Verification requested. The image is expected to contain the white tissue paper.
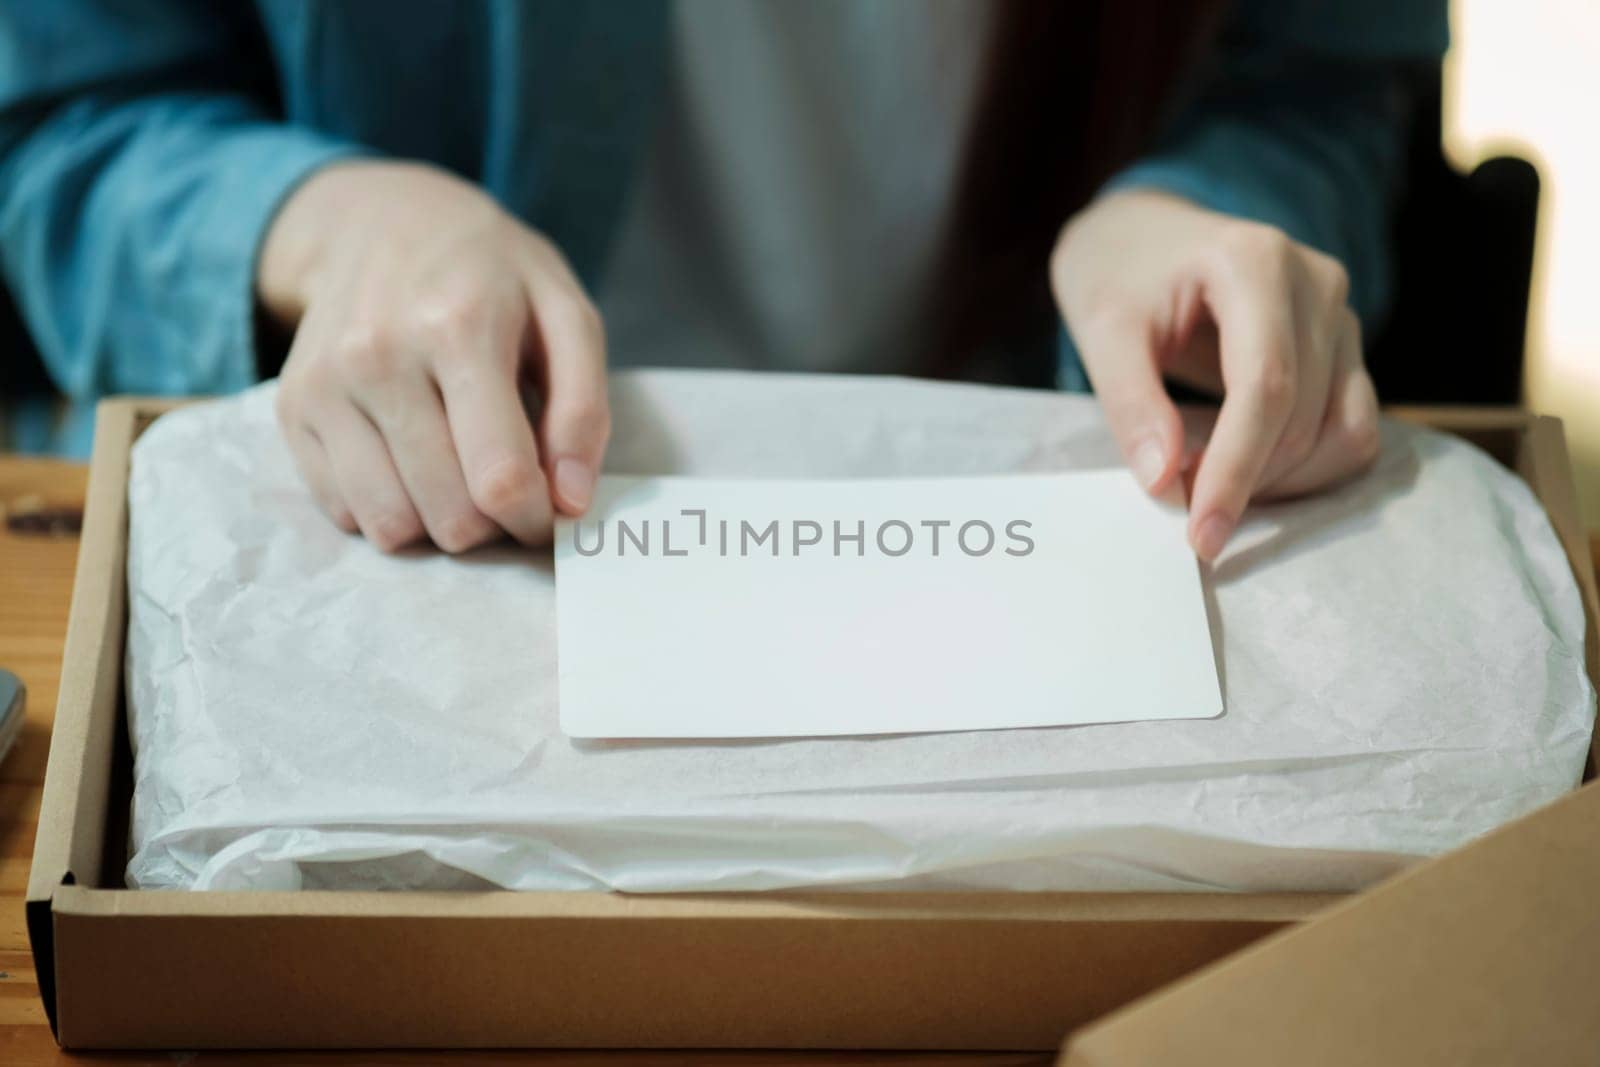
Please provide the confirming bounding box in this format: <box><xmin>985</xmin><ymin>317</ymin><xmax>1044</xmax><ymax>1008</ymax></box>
<box><xmin>125</xmin><ymin>371</ymin><xmax>1595</xmax><ymax>893</ymax></box>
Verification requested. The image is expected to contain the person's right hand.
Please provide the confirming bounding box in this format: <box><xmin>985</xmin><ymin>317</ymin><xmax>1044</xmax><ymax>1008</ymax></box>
<box><xmin>258</xmin><ymin>160</ymin><xmax>609</xmax><ymax>552</ymax></box>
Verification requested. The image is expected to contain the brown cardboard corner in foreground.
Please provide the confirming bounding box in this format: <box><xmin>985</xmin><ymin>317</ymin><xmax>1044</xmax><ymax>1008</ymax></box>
<box><xmin>1058</xmin><ymin>778</ymin><xmax>1600</xmax><ymax>1067</ymax></box>
<box><xmin>1060</xmin><ymin>410</ymin><xmax>1600</xmax><ymax>1067</ymax></box>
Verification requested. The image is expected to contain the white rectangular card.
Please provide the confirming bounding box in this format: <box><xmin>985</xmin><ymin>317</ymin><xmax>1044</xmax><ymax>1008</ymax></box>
<box><xmin>555</xmin><ymin>473</ymin><xmax>1221</xmax><ymax>739</ymax></box>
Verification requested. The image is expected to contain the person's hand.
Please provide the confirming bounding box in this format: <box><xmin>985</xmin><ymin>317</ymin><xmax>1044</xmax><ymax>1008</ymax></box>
<box><xmin>258</xmin><ymin>161</ymin><xmax>609</xmax><ymax>552</ymax></box>
<box><xmin>1050</xmin><ymin>189</ymin><xmax>1380</xmax><ymax>561</ymax></box>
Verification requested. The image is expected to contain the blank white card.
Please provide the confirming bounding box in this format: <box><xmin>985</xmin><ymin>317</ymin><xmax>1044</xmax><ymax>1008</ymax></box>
<box><xmin>555</xmin><ymin>473</ymin><xmax>1221</xmax><ymax>739</ymax></box>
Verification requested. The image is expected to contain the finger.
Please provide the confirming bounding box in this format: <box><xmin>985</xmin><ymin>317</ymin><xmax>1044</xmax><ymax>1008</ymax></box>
<box><xmin>436</xmin><ymin>352</ymin><xmax>555</xmax><ymax>546</ymax></box>
<box><xmin>275</xmin><ymin>379</ymin><xmax>356</xmax><ymax>532</ymax></box>
<box><xmin>314</xmin><ymin>403</ymin><xmax>427</xmax><ymax>552</ymax></box>
<box><xmin>1071</xmin><ymin>308</ymin><xmax>1184</xmax><ymax>493</ymax></box>
<box><xmin>519</xmin><ymin>243</ymin><xmax>611</xmax><ymax>515</ymax></box>
<box><xmin>357</xmin><ymin>374</ymin><xmax>501</xmax><ymax>554</ymax></box>
<box><xmin>1259</xmin><ymin>313</ymin><xmax>1381</xmax><ymax>499</ymax></box>
<box><xmin>1255</xmin><ymin>257</ymin><xmax>1337</xmax><ymax>488</ymax></box>
<box><xmin>283</xmin><ymin>425</ymin><xmax>356</xmax><ymax>533</ymax></box>
<box><xmin>1187</xmin><ymin>242</ymin><xmax>1299</xmax><ymax>559</ymax></box>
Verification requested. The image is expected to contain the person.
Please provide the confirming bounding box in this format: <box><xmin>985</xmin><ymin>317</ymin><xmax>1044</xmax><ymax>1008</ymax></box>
<box><xmin>0</xmin><ymin>1</ymin><xmax>1445</xmax><ymax>560</ymax></box>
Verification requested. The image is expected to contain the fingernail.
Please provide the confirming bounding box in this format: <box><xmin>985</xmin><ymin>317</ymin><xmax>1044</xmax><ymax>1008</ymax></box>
<box><xmin>554</xmin><ymin>458</ymin><xmax>594</xmax><ymax>512</ymax></box>
<box><xmin>1192</xmin><ymin>513</ymin><xmax>1232</xmax><ymax>560</ymax></box>
<box><xmin>1131</xmin><ymin>439</ymin><xmax>1166</xmax><ymax>490</ymax></box>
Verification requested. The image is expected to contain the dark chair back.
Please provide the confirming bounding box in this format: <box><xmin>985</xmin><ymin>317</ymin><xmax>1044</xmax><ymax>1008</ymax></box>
<box><xmin>1367</xmin><ymin>81</ymin><xmax>1539</xmax><ymax>405</ymax></box>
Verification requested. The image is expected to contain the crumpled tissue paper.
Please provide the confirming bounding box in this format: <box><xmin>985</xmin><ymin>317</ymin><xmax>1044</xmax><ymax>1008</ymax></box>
<box><xmin>124</xmin><ymin>370</ymin><xmax>1595</xmax><ymax>892</ymax></box>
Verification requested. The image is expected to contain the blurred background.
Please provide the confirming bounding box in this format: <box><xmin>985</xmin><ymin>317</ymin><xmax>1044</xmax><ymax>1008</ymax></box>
<box><xmin>1448</xmin><ymin>0</ymin><xmax>1599</xmax><ymax>525</ymax></box>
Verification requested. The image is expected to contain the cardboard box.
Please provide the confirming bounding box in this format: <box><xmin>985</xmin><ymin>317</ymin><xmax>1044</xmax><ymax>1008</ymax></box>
<box><xmin>25</xmin><ymin>401</ymin><xmax>1599</xmax><ymax>1055</ymax></box>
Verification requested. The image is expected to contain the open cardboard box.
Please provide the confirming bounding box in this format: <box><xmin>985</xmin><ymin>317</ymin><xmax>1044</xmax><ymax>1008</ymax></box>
<box><xmin>24</xmin><ymin>399</ymin><xmax>1600</xmax><ymax>1058</ymax></box>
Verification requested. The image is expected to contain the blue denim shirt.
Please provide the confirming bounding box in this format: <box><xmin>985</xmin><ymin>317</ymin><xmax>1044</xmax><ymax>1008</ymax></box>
<box><xmin>0</xmin><ymin>1</ymin><xmax>1445</xmax><ymax>454</ymax></box>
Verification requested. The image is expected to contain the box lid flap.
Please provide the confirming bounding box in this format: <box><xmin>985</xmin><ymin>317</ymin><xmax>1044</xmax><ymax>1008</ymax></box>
<box><xmin>1059</xmin><ymin>778</ymin><xmax>1600</xmax><ymax>1066</ymax></box>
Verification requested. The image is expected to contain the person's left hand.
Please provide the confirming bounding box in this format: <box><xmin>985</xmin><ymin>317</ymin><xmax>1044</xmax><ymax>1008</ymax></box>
<box><xmin>1050</xmin><ymin>189</ymin><xmax>1381</xmax><ymax>561</ymax></box>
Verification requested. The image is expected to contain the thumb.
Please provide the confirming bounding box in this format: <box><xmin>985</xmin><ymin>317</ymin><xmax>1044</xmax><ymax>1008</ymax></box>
<box><xmin>1073</xmin><ymin>312</ymin><xmax>1183</xmax><ymax>493</ymax></box>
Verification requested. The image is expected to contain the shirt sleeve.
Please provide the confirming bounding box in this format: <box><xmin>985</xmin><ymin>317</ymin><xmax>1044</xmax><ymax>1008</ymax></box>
<box><xmin>0</xmin><ymin>1</ymin><xmax>363</xmax><ymax>400</ymax></box>
<box><xmin>1102</xmin><ymin>0</ymin><xmax>1449</xmax><ymax>327</ymax></box>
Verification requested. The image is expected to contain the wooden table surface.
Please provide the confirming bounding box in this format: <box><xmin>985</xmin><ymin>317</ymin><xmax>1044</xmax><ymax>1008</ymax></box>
<box><xmin>2</xmin><ymin>455</ymin><xmax>1596</xmax><ymax>1066</ymax></box>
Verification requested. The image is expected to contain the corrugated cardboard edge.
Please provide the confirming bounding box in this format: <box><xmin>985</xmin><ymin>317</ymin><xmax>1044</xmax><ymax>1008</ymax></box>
<box><xmin>24</xmin><ymin>398</ymin><xmax>178</xmax><ymax>1035</ymax></box>
<box><xmin>1060</xmin><ymin>412</ymin><xmax>1600</xmax><ymax>1067</ymax></box>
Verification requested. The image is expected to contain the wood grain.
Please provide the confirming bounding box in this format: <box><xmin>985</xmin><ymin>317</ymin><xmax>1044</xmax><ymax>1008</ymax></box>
<box><xmin>2</xmin><ymin>456</ymin><xmax>1596</xmax><ymax>1065</ymax></box>
<box><xmin>1</xmin><ymin>458</ymin><xmax>86</xmax><ymax>1059</ymax></box>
